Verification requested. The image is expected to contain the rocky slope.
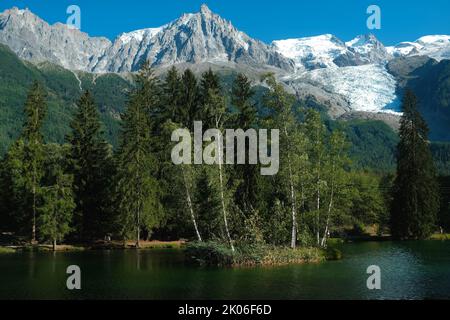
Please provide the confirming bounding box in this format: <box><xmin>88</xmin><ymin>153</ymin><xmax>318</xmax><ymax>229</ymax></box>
<box><xmin>0</xmin><ymin>5</ymin><xmax>294</xmax><ymax>73</ymax></box>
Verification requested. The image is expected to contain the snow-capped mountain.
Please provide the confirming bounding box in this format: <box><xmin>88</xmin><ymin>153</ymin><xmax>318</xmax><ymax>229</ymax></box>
<box><xmin>0</xmin><ymin>5</ymin><xmax>294</xmax><ymax>73</ymax></box>
<box><xmin>0</xmin><ymin>4</ymin><xmax>449</xmax><ymax>119</ymax></box>
<box><xmin>387</xmin><ymin>35</ymin><xmax>450</xmax><ymax>61</ymax></box>
<box><xmin>272</xmin><ymin>33</ymin><xmax>391</xmax><ymax>70</ymax></box>
<box><xmin>288</xmin><ymin>64</ymin><xmax>400</xmax><ymax>115</ymax></box>
<box><xmin>272</xmin><ymin>34</ymin><xmax>350</xmax><ymax>70</ymax></box>
<box><xmin>346</xmin><ymin>34</ymin><xmax>391</xmax><ymax>65</ymax></box>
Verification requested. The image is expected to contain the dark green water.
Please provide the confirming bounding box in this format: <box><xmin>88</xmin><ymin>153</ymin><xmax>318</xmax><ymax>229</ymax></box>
<box><xmin>1</xmin><ymin>241</ymin><xmax>449</xmax><ymax>300</ymax></box>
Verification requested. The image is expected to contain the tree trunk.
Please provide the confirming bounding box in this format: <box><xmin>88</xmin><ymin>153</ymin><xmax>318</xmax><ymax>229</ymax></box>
<box><xmin>52</xmin><ymin>238</ymin><xmax>56</xmax><ymax>252</ymax></box>
<box><xmin>321</xmin><ymin>187</ymin><xmax>334</xmax><ymax>248</ymax></box>
<box><xmin>288</xmin><ymin>158</ymin><xmax>297</xmax><ymax>249</ymax></box>
<box><xmin>32</xmin><ymin>173</ymin><xmax>36</xmax><ymax>244</ymax></box>
<box><xmin>316</xmin><ymin>178</ymin><xmax>321</xmax><ymax>246</ymax></box>
<box><xmin>217</xmin><ymin>132</ymin><xmax>234</xmax><ymax>253</ymax></box>
<box><xmin>284</xmin><ymin>126</ymin><xmax>297</xmax><ymax>249</ymax></box>
<box><xmin>136</xmin><ymin>210</ymin><xmax>141</xmax><ymax>249</ymax></box>
<box><xmin>182</xmin><ymin>167</ymin><xmax>202</xmax><ymax>242</ymax></box>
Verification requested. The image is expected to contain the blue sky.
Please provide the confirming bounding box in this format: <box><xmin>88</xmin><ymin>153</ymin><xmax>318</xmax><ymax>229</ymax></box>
<box><xmin>1</xmin><ymin>0</ymin><xmax>449</xmax><ymax>45</ymax></box>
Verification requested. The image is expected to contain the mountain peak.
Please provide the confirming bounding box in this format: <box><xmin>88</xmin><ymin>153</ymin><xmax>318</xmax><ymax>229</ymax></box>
<box><xmin>346</xmin><ymin>34</ymin><xmax>381</xmax><ymax>47</ymax></box>
<box><xmin>200</xmin><ymin>4</ymin><xmax>212</xmax><ymax>15</ymax></box>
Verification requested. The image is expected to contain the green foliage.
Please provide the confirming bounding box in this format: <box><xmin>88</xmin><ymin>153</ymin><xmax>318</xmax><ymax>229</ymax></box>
<box><xmin>114</xmin><ymin>63</ymin><xmax>164</xmax><ymax>245</ymax></box>
<box><xmin>67</xmin><ymin>91</ymin><xmax>113</xmax><ymax>240</ymax></box>
<box><xmin>0</xmin><ymin>45</ymin><xmax>131</xmax><ymax>155</ymax></box>
<box><xmin>185</xmin><ymin>241</ymin><xmax>326</xmax><ymax>267</ymax></box>
<box><xmin>339</xmin><ymin>120</ymin><xmax>398</xmax><ymax>172</ymax></box>
<box><xmin>2</xmin><ymin>64</ymin><xmax>449</xmax><ymax>251</ymax></box>
<box><xmin>38</xmin><ymin>167</ymin><xmax>75</xmax><ymax>248</ymax></box>
<box><xmin>391</xmin><ymin>90</ymin><xmax>440</xmax><ymax>239</ymax></box>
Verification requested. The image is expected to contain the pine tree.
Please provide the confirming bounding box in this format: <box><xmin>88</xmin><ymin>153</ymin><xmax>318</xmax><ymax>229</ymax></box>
<box><xmin>21</xmin><ymin>81</ymin><xmax>47</xmax><ymax>243</ymax></box>
<box><xmin>38</xmin><ymin>145</ymin><xmax>75</xmax><ymax>251</ymax></box>
<box><xmin>115</xmin><ymin>63</ymin><xmax>163</xmax><ymax>248</ymax></box>
<box><xmin>391</xmin><ymin>90</ymin><xmax>440</xmax><ymax>239</ymax></box>
<box><xmin>200</xmin><ymin>68</ymin><xmax>222</xmax><ymax>128</ymax></box>
<box><xmin>180</xmin><ymin>69</ymin><xmax>200</xmax><ymax>130</ymax></box>
<box><xmin>162</xmin><ymin>66</ymin><xmax>183</xmax><ymax>124</ymax></box>
<box><xmin>67</xmin><ymin>90</ymin><xmax>111</xmax><ymax>240</ymax></box>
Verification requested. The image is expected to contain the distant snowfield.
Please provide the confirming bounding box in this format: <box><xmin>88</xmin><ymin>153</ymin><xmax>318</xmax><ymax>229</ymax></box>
<box><xmin>387</xmin><ymin>35</ymin><xmax>450</xmax><ymax>61</ymax></box>
<box><xmin>288</xmin><ymin>64</ymin><xmax>402</xmax><ymax>115</ymax></box>
<box><xmin>272</xmin><ymin>34</ymin><xmax>347</xmax><ymax>69</ymax></box>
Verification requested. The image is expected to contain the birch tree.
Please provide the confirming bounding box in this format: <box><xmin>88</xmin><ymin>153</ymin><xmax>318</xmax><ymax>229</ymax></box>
<box><xmin>320</xmin><ymin>130</ymin><xmax>348</xmax><ymax>247</ymax></box>
<box><xmin>262</xmin><ymin>74</ymin><xmax>307</xmax><ymax>249</ymax></box>
<box><xmin>305</xmin><ymin>110</ymin><xmax>327</xmax><ymax>246</ymax></box>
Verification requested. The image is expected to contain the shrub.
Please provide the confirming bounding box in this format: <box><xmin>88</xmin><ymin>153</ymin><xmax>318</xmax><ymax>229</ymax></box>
<box><xmin>185</xmin><ymin>241</ymin><xmax>327</xmax><ymax>267</ymax></box>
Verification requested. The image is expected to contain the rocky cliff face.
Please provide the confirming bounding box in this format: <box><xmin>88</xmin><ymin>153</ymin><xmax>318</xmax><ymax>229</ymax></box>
<box><xmin>0</xmin><ymin>5</ymin><xmax>295</xmax><ymax>73</ymax></box>
<box><xmin>0</xmin><ymin>7</ymin><xmax>111</xmax><ymax>71</ymax></box>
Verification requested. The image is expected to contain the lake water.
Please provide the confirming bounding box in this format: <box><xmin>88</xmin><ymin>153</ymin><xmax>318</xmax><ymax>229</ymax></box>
<box><xmin>1</xmin><ymin>241</ymin><xmax>449</xmax><ymax>300</ymax></box>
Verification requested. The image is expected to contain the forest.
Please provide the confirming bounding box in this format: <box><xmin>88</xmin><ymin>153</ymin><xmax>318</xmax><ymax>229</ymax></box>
<box><xmin>0</xmin><ymin>63</ymin><xmax>447</xmax><ymax>258</ymax></box>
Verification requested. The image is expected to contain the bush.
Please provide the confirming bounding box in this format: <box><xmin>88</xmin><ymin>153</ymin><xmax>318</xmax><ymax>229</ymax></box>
<box><xmin>185</xmin><ymin>242</ymin><xmax>235</xmax><ymax>266</ymax></box>
<box><xmin>185</xmin><ymin>241</ymin><xmax>327</xmax><ymax>267</ymax></box>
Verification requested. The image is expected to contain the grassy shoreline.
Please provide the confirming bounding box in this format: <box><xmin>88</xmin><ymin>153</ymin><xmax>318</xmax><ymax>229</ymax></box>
<box><xmin>0</xmin><ymin>240</ymin><xmax>185</xmax><ymax>253</ymax></box>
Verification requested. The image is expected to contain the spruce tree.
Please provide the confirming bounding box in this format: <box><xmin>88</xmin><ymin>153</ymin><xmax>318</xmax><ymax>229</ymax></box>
<box><xmin>21</xmin><ymin>81</ymin><xmax>47</xmax><ymax>243</ymax></box>
<box><xmin>115</xmin><ymin>63</ymin><xmax>163</xmax><ymax>248</ymax></box>
<box><xmin>180</xmin><ymin>69</ymin><xmax>200</xmax><ymax>129</ymax></box>
<box><xmin>38</xmin><ymin>144</ymin><xmax>75</xmax><ymax>251</ymax></box>
<box><xmin>162</xmin><ymin>66</ymin><xmax>183</xmax><ymax>124</ymax></box>
<box><xmin>200</xmin><ymin>68</ymin><xmax>222</xmax><ymax>128</ymax></box>
<box><xmin>67</xmin><ymin>90</ymin><xmax>111</xmax><ymax>240</ymax></box>
<box><xmin>391</xmin><ymin>90</ymin><xmax>440</xmax><ymax>239</ymax></box>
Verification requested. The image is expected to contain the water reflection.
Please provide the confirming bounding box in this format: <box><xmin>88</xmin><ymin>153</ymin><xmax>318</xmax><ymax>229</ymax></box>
<box><xmin>1</xmin><ymin>242</ymin><xmax>450</xmax><ymax>300</ymax></box>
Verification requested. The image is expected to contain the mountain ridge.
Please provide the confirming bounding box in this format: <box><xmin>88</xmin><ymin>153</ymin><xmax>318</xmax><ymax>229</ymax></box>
<box><xmin>1</xmin><ymin>4</ymin><xmax>450</xmax><ymax>123</ymax></box>
<box><xmin>1</xmin><ymin>5</ymin><xmax>449</xmax><ymax>74</ymax></box>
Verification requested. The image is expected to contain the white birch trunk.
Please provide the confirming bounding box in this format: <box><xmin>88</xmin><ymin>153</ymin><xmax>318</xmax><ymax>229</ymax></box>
<box><xmin>182</xmin><ymin>166</ymin><xmax>202</xmax><ymax>242</ymax></box>
<box><xmin>217</xmin><ymin>131</ymin><xmax>234</xmax><ymax>253</ymax></box>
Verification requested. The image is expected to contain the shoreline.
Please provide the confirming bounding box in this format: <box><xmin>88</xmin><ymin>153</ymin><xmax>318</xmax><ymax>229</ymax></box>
<box><xmin>0</xmin><ymin>240</ymin><xmax>186</xmax><ymax>253</ymax></box>
<box><xmin>1</xmin><ymin>234</ymin><xmax>449</xmax><ymax>255</ymax></box>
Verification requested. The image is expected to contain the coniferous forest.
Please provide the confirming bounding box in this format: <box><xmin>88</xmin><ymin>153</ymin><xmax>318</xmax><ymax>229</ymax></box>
<box><xmin>0</xmin><ymin>64</ymin><xmax>446</xmax><ymax>261</ymax></box>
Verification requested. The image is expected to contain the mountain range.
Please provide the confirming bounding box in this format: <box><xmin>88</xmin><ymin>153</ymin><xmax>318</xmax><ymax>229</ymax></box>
<box><xmin>0</xmin><ymin>4</ymin><xmax>450</xmax><ymax>141</ymax></box>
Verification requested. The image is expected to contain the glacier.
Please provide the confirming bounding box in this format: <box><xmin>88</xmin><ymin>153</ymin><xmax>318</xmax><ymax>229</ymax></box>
<box><xmin>286</xmin><ymin>64</ymin><xmax>401</xmax><ymax>115</ymax></box>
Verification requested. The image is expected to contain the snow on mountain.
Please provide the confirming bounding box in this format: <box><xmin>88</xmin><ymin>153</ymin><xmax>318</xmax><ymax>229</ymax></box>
<box><xmin>0</xmin><ymin>5</ymin><xmax>294</xmax><ymax>73</ymax></box>
<box><xmin>387</xmin><ymin>35</ymin><xmax>450</xmax><ymax>61</ymax></box>
<box><xmin>288</xmin><ymin>64</ymin><xmax>401</xmax><ymax>114</ymax></box>
<box><xmin>94</xmin><ymin>4</ymin><xmax>294</xmax><ymax>73</ymax></box>
<box><xmin>272</xmin><ymin>33</ymin><xmax>391</xmax><ymax>70</ymax></box>
<box><xmin>346</xmin><ymin>34</ymin><xmax>391</xmax><ymax>64</ymax></box>
<box><xmin>272</xmin><ymin>34</ymin><xmax>348</xmax><ymax>70</ymax></box>
<box><xmin>118</xmin><ymin>27</ymin><xmax>165</xmax><ymax>44</ymax></box>
<box><xmin>1</xmin><ymin>5</ymin><xmax>449</xmax><ymax>117</ymax></box>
